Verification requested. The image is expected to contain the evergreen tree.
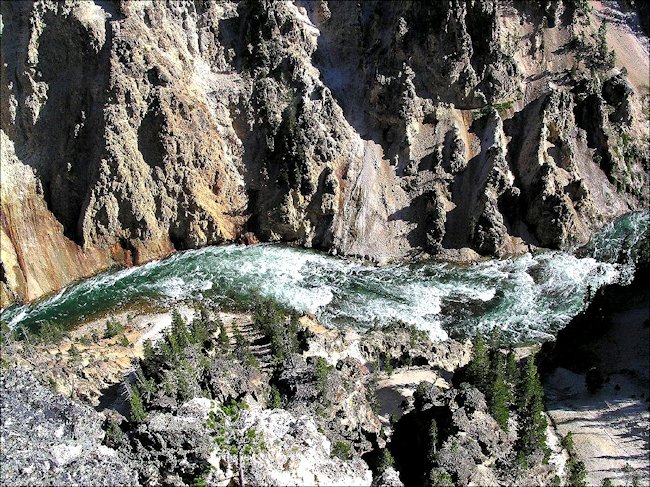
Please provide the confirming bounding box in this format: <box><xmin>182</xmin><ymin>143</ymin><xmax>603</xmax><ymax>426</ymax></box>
<box><xmin>597</xmin><ymin>20</ymin><xmax>608</xmax><ymax>63</ymax></box>
<box><xmin>128</xmin><ymin>384</ymin><xmax>147</xmax><ymax>423</ymax></box>
<box><xmin>171</xmin><ymin>310</ymin><xmax>191</xmax><ymax>348</ymax></box>
<box><xmin>377</xmin><ymin>448</ymin><xmax>395</xmax><ymax>474</ymax></box>
<box><xmin>190</xmin><ymin>315</ymin><xmax>209</xmax><ymax>347</ymax></box>
<box><xmin>466</xmin><ymin>332</ymin><xmax>490</xmax><ymax>391</ymax></box>
<box><xmin>488</xmin><ymin>326</ymin><xmax>502</xmax><ymax>352</ymax></box>
<box><xmin>217</xmin><ymin>319</ymin><xmax>230</xmax><ymax>351</ymax></box>
<box><xmin>142</xmin><ymin>339</ymin><xmax>158</xmax><ymax>375</ymax></box>
<box><xmin>135</xmin><ymin>366</ymin><xmax>156</xmax><ymax>403</ymax></box>
<box><xmin>428</xmin><ymin>419</ymin><xmax>439</xmax><ymax>462</ymax></box>
<box><xmin>515</xmin><ymin>354</ymin><xmax>549</xmax><ymax>464</ymax></box>
<box><xmin>430</xmin><ymin>470</ymin><xmax>454</xmax><ymax>487</ymax></box>
<box><xmin>505</xmin><ymin>347</ymin><xmax>518</xmax><ymax>387</ymax></box>
<box><xmin>143</xmin><ymin>339</ymin><xmax>155</xmax><ymax>363</ymax></box>
<box><xmin>488</xmin><ymin>353</ymin><xmax>510</xmax><ymax>431</ymax></box>
<box><xmin>206</xmin><ymin>400</ymin><xmax>265</xmax><ymax>487</ymax></box>
<box><xmin>563</xmin><ymin>432</ymin><xmax>588</xmax><ymax>486</ymax></box>
<box><xmin>0</xmin><ymin>321</ymin><xmax>12</xmax><ymax>346</ymax></box>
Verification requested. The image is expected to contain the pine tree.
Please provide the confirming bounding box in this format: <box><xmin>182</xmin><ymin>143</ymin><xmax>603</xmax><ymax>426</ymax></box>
<box><xmin>428</xmin><ymin>419</ymin><xmax>439</xmax><ymax>462</ymax></box>
<box><xmin>128</xmin><ymin>384</ymin><xmax>147</xmax><ymax>423</ymax></box>
<box><xmin>143</xmin><ymin>339</ymin><xmax>155</xmax><ymax>363</ymax></box>
<box><xmin>488</xmin><ymin>326</ymin><xmax>501</xmax><ymax>352</ymax></box>
<box><xmin>206</xmin><ymin>400</ymin><xmax>265</xmax><ymax>487</ymax></box>
<box><xmin>217</xmin><ymin>319</ymin><xmax>230</xmax><ymax>351</ymax></box>
<box><xmin>171</xmin><ymin>310</ymin><xmax>191</xmax><ymax>348</ymax></box>
<box><xmin>141</xmin><ymin>339</ymin><xmax>158</xmax><ymax>375</ymax></box>
<box><xmin>505</xmin><ymin>347</ymin><xmax>518</xmax><ymax>387</ymax></box>
<box><xmin>597</xmin><ymin>20</ymin><xmax>608</xmax><ymax>64</ymax></box>
<box><xmin>190</xmin><ymin>315</ymin><xmax>209</xmax><ymax>346</ymax></box>
<box><xmin>488</xmin><ymin>353</ymin><xmax>511</xmax><ymax>431</ymax></box>
<box><xmin>466</xmin><ymin>332</ymin><xmax>490</xmax><ymax>391</ymax></box>
<box><xmin>515</xmin><ymin>354</ymin><xmax>549</xmax><ymax>464</ymax></box>
<box><xmin>377</xmin><ymin>449</ymin><xmax>395</xmax><ymax>474</ymax></box>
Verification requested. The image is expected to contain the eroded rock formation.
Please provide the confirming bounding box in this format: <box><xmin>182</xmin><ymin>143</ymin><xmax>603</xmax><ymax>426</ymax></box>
<box><xmin>2</xmin><ymin>0</ymin><xmax>648</xmax><ymax>306</ymax></box>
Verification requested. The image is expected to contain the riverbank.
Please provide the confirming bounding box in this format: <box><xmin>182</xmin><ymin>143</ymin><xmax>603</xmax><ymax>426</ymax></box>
<box><xmin>544</xmin><ymin>305</ymin><xmax>649</xmax><ymax>486</ymax></box>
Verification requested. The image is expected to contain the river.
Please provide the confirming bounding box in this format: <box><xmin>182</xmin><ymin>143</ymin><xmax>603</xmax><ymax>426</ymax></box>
<box><xmin>2</xmin><ymin>211</ymin><xmax>648</xmax><ymax>342</ymax></box>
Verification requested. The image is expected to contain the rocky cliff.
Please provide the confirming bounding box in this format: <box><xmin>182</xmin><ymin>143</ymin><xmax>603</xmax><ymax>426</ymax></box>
<box><xmin>1</xmin><ymin>0</ymin><xmax>648</xmax><ymax>306</ymax></box>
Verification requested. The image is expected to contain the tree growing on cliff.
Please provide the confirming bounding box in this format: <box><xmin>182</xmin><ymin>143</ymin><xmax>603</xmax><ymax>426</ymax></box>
<box><xmin>562</xmin><ymin>432</ymin><xmax>587</xmax><ymax>487</ymax></box>
<box><xmin>488</xmin><ymin>353</ymin><xmax>511</xmax><ymax>431</ymax></box>
<box><xmin>206</xmin><ymin>400</ymin><xmax>265</xmax><ymax>487</ymax></box>
<box><xmin>465</xmin><ymin>332</ymin><xmax>490</xmax><ymax>391</ymax></box>
<box><xmin>127</xmin><ymin>384</ymin><xmax>147</xmax><ymax>423</ymax></box>
<box><xmin>515</xmin><ymin>354</ymin><xmax>549</xmax><ymax>466</ymax></box>
<box><xmin>428</xmin><ymin>418</ymin><xmax>439</xmax><ymax>461</ymax></box>
<box><xmin>171</xmin><ymin>310</ymin><xmax>191</xmax><ymax>348</ymax></box>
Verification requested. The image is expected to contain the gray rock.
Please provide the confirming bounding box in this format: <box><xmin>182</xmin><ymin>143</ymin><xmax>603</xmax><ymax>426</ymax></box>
<box><xmin>0</xmin><ymin>367</ymin><xmax>138</xmax><ymax>486</ymax></box>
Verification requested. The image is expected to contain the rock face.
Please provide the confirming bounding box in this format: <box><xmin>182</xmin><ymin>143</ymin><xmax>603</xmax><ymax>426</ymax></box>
<box><xmin>0</xmin><ymin>367</ymin><xmax>138</xmax><ymax>486</ymax></box>
<box><xmin>233</xmin><ymin>407</ymin><xmax>373</xmax><ymax>486</ymax></box>
<box><xmin>1</xmin><ymin>0</ymin><xmax>649</xmax><ymax>306</ymax></box>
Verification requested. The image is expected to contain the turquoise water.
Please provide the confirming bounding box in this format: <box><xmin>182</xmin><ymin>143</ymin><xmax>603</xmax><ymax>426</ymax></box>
<box><xmin>2</xmin><ymin>211</ymin><xmax>648</xmax><ymax>342</ymax></box>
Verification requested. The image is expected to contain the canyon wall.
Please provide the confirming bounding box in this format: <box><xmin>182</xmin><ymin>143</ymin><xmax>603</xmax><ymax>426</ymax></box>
<box><xmin>1</xmin><ymin>0</ymin><xmax>648</xmax><ymax>307</ymax></box>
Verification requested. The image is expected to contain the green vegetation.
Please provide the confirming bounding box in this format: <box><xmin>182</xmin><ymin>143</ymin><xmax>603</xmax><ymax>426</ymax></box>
<box><xmin>515</xmin><ymin>355</ymin><xmax>550</xmax><ymax>467</ymax></box>
<box><xmin>562</xmin><ymin>432</ymin><xmax>588</xmax><ymax>487</ymax></box>
<box><xmin>233</xmin><ymin>327</ymin><xmax>259</xmax><ymax>369</ymax></box>
<box><xmin>313</xmin><ymin>356</ymin><xmax>332</xmax><ymax>398</ymax></box>
<box><xmin>132</xmin><ymin>307</ymin><xmax>227</xmax><ymax>413</ymax></box>
<box><xmin>585</xmin><ymin>366</ymin><xmax>605</xmax><ymax>394</ymax></box>
<box><xmin>104</xmin><ymin>319</ymin><xmax>125</xmax><ymax>339</ymax></box>
<box><xmin>127</xmin><ymin>384</ymin><xmax>147</xmax><ymax>423</ymax></box>
<box><xmin>430</xmin><ymin>471</ymin><xmax>454</xmax><ymax>487</ymax></box>
<box><xmin>252</xmin><ymin>299</ymin><xmax>299</xmax><ymax>366</ymax></box>
<box><xmin>1</xmin><ymin>321</ymin><xmax>12</xmax><ymax>346</ymax></box>
<box><xmin>465</xmin><ymin>332</ymin><xmax>490</xmax><ymax>391</ymax></box>
<box><xmin>118</xmin><ymin>334</ymin><xmax>130</xmax><ymax>347</ymax></box>
<box><xmin>458</xmin><ymin>329</ymin><xmax>549</xmax><ymax>467</ymax></box>
<box><xmin>206</xmin><ymin>400</ymin><xmax>265</xmax><ymax>487</ymax></box>
<box><xmin>427</xmin><ymin>419</ymin><xmax>439</xmax><ymax>462</ymax></box>
<box><xmin>376</xmin><ymin>448</ymin><xmax>395</xmax><ymax>474</ymax></box>
<box><xmin>493</xmin><ymin>100</ymin><xmax>513</xmax><ymax>115</ymax></box>
<box><xmin>331</xmin><ymin>440</ymin><xmax>352</xmax><ymax>460</ymax></box>
<box><xmin>268</xmin><ymin>384</ymin><xmax>283</xmax><ymax>409</ymax></box>
<box><xmin>21</xmin><ymin>321</ymin><xmax>66</xmax><ymax>344</ymax></box>
<box><xmin>104</xmin><ymin>418</ymin><xmax>125</xmax><ymax>448</ymax></box>
<box><xmin>488</xmin><ymin>352</ymin><xmax>511</xmax><ymax>431</ymax></box>
<box><xmin>571</xmin><ymin>18</ymin><xmax>615</xmax><ymax>77</ymax></box>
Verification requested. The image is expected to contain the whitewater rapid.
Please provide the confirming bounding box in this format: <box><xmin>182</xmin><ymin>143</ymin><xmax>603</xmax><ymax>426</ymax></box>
<box><xmin>2</xmin><ymin>212</ymin><xmax>648</xmax><ymax>342</ymax></box>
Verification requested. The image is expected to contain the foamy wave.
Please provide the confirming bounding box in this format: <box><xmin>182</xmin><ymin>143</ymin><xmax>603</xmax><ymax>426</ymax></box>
<box><xmin>2</xmin><ymin>211</ymin><xmax>647</xmax><ymax>342</ymax></box>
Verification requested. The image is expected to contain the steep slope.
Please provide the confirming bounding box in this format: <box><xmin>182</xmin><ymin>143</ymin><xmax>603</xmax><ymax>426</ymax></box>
<box><xmin>1</xmin><ymin>0</ymin><xmax>648</xmax><ymax>307</ymax></box>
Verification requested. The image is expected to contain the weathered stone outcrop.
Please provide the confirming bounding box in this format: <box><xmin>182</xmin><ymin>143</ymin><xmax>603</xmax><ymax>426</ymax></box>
<box><xmin>1</xmin><ymin>0</ymin><xmax>648</xmax><ymax>306</ymax></box>
<box><xmin>0</xmin><ymin>367</ymin><xmax>138</xmax><ymax>486</ymax></box>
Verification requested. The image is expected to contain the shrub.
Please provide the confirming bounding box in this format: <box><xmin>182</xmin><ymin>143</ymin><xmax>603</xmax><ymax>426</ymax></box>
<box><xmin>104</xmin><ymin>418</ymin><xmax>124</xmax><ymax>447</ymax></box>
<box><xmin>314</xmin><ymin>356</ymin><xmax>331</xmax><ymax>396</ymax></box>
<box><xmin>104</xmin><ymin>320</ymin><xmax>125</xmax><ymax>339</ymax></box>
<box><xmin>118</xmin><ymin>334</ymin><xmax>130</xmax><ymax>347</ymax></box>
<box><xmin>331</xmin><ymin>440</ymin><xmax>351</xmax><ymax>460</ymax></box>
<box><xmin>430</xmin><ymin>471</ymin><xmax>454</xmax><ymax>487</ymax></box>
<box><xmin>377</xmin><ymin>448</ymin><xmax>395</xmax><ymax>473</ymax></box>
<box><xmin>269</xmin><ymin>384</ymin><xmax>283</xmax><ymax>409</ymax></box>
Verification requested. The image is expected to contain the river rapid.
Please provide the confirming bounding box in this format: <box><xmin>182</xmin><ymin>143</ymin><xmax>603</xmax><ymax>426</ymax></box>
<box><xmin>2</xmin><ymin>211</ymin><xmax>648</xmax><ymax>343</ymax></box>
